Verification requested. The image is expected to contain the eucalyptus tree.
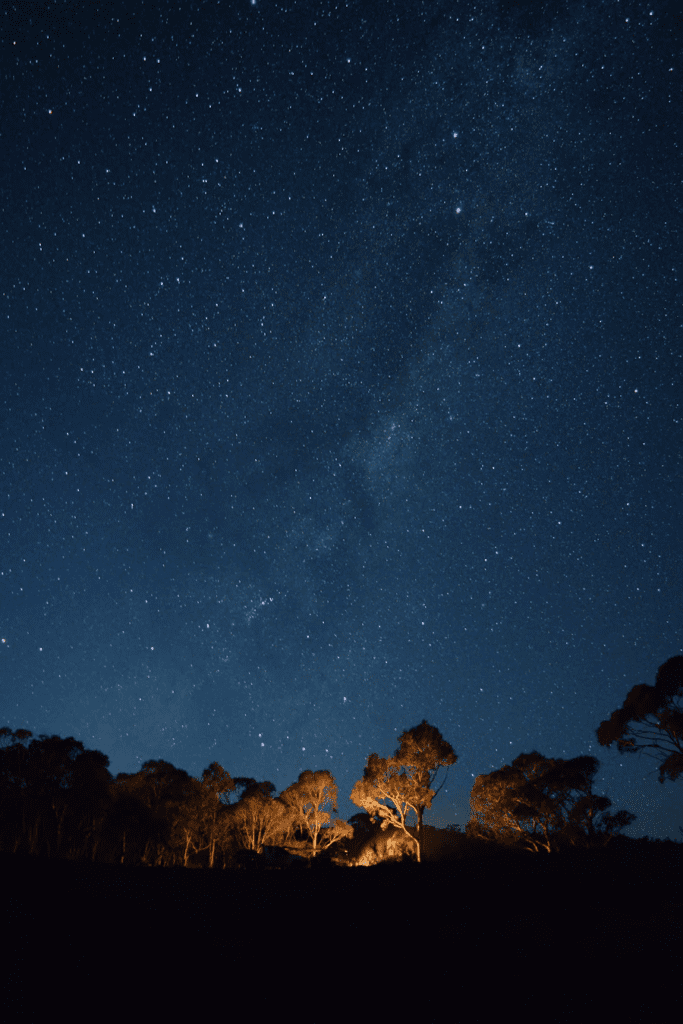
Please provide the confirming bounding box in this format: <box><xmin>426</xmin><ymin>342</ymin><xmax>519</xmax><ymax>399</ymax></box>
<box><xmin>350</xmin><ymin>753</ymin><xmax>431</xmax><ymax>862</ymax></box>
<box><xmin>597</xmin><ymin>655</ymin><xmax>683</xmax><ymax>784</ymax></box>
<box><xmin>279</xmin><ymin>770</ymin><xmax>352</xmax><ymax>857</ymax></box>
<box><xmin>393</xmin><ymin>720</ymin><xmax>457</xmax><ymax>848</ymax></box>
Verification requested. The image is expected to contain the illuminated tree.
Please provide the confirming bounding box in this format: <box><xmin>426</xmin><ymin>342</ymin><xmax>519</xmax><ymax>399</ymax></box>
<box><xmin>197</xmin><ymin>762</ymin><xmax>235</xmax><ymax>867</ymax></box>
<box><xmin>279</xmin><ymin>770</ymin><xmax>352</xmax><ymax>857</ymax></box>
<box><xmin>227</xmin><ymin>782</ymin><xmax>292</xmax><ymax>854</ymax></box>
<box><xmin>469</xmin><ymin>753</ymin><xmax>556</xmax><ymax>853</ymax></box>
<box><xmin>468</xmin><ymin>751</ymin><xmax>635</xmax><ymax>853</ymax></box>
<box><xmin>393</xmin><ymin>720</ymin><xmax>457</xmax><ymax>847</ymax></box>
<box><xmin>597</xmin><ymin>655</ymin><xmax>683</xmax><ymax>784</ymax></box>
<box><xmin>350</xmin><ymin>753</ymin><xmax>433</xmax><ymax>862</ymax></box>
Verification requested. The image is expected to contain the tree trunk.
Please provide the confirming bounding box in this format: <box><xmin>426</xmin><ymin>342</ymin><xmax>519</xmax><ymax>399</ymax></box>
<box><xmin>399</xmin><ymin>822</ymin><xmax>421</xmax><ymax>862</ymax></box>
<box><xmin>417</xmin><ymin>806</ymin><xmax>424</xmax><ymax>853</ymax></box>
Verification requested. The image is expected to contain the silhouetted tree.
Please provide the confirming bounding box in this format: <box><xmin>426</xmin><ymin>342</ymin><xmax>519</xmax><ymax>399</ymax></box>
<box><xmin>348</xmin><ymin>811</ymin><xmax>375</xmax><ymax>840</ymax></box>
<box><xmin>0</xmin><ymin>728</ymin><xmax>34</xmax><ymax>853</ymax></box>
<box><xmin>279</xmin><ymin>770</ymin><xmax>352</xmax><ymax>857</ymax></box>
<box><xmin>61</xmin><ymin>747</ymin><xmax>114</xmax><ymax>861</ymax></box>
<box><xmin>393</xmin><ymin>720</ymin><xmax>457</xmax><ymax>849</ymax></box>
<box><xmin>597</xmin><ymin>655</ymin><xmax>683</xmax><ymax>783</ymax></box>
<box><xmin>231</xmin><ymin>778</ymin><xmax>276</xmax><ymax>801</ymax></box>
<box><xmin>113</xmin><ymin>760</ymin><xmax>198</xmax><ymax>866</ymax></box>
<box><xmin>0</xmin><ymin>730</ymin><xmax>114</xmax><ymax>860</ymax></box>
<box><xmin>0</xmin><ymin>727</ymin><xmax>32</xmax><ymax>751</ymax></box>
<box><xmin>350</xmin><ymin>753</ymin><xmax>432</xmax><ymax>862</ymax></box>
<box><xmin>105</xmin><ymin>784</ymin><xmax>165</xmax><ymax>865</ymax></box>
<box><xmin>469</xmin><ymin>751</ymin><xmax>635</xmax><ymax>853</ymax></box>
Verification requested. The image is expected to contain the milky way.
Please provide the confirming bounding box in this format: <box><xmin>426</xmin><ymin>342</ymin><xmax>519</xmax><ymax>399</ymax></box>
<box><xmin>1</xmin><ymin>1</ymin><xmax>680</xmax><ymax>836</ymax></box>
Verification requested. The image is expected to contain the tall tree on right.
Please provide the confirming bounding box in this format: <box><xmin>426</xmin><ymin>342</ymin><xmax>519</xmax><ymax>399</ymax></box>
<box><xmin>597</xmin><ymin>655</ymin><xmax>683</xmax><ymax>784</ymax></box>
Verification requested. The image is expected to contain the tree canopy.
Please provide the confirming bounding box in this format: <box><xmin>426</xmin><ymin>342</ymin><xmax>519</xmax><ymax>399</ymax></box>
<box><xmin>469</xmin><ymin>751</ymin><xmax>636</xmax><ymax>853</ymax></box>
<box><xmin>279</xmin><ymin>769</ymin><xmax>352</xmax><ymax>857</ymax></box>
<box><xmin>227</xmin><ymin>782</ymin><xmax>290</xmax><ymax>854</ymax></box>
<box><xmin>597</xmin><ymin>655</ymin><xmax>683</xmax><ymax>784</ymax></box>
<box><xmin>392</xmin><ymin>719</ymin><xmax>457</xmax><ymax>843</ymax></box>
<box><xmin>350</xmin><ymin>752</ymin><xmax>433</xmax><ymax>862</ymax></box>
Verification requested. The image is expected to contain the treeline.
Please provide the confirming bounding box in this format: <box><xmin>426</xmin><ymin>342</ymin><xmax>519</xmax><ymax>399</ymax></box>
<box><xmin>1</xmin><ymin>655</ymin><xmax>680</xmax><ymax>868</ymax></box>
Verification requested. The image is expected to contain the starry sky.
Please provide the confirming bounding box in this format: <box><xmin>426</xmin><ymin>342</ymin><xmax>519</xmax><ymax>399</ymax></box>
<box><xmin>1</xmin><ymin>0</ymin><xmax>681</xmax><ymax>839</ymax></box>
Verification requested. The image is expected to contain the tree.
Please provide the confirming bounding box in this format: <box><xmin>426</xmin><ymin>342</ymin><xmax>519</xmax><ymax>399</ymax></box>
<box><xmin>112</xmin><ymin>760</ymin><xmax>199</xmax><ymax>866</ymax></box>
<box><xmin>0</xmin><ymin>727</ymin><xmax>32</xmax><ymax>751</ymax></box>
<box><xmin>350</xmin><ymin>753</ymin><xmax>433</xmax><ymax>862</ymax></box>
<box><xmin>537</xmin><ymin>755</ymin><xmax>636</xmax><ymax>849</ymax></box>
<box><xmin>105</xmin><ymin>783</ymin><xmax>166</xmax><ymax>866</ymax></box>
<box><xmin>468</xmin><ymin>751</ymin><xmax>636</xmax><ymax>853</ymax></box>
<box><xmin>0</xmin><ymin>729</ymin><xmax>113</xmax><ymax>859</ymax></box>
<box><xmin>61</xmin><ymin>747</ymin><xmax>113</xmax><ymax>861</ymax></box>
<box><xmin>279</xmin><ymin>770</ymin><xmax>352</xmax><ymax>857</ymax></box>
<box><xmin>0</xmin><ymin>728</ymin><xmax>35</xmax><ymax>853</ymax></box>
<box><xmin>18</xmin><ymin>734</ymin><xmax>112</xmax><ymax>859</ymax></box>
<box><xmin>231</xmin><ymin>778</ymin><xmax>276</xmax><ymax>802</ymax></box>
<box><xmin>469</xmin><ymin>753</ymin><xmax>556</xmax><ymax>853</ymax></box>
<box><xmin>227</xmin><ymin>782</ymin><xmax>291</xmax><ymax>855</ymax></box>
<box><xmin>196</xmin><ymin>762</ymin><xmax>235</xmax><ymax>867</ymax></box>
<box><xmin>597</xmin><ymin>655</ymin><xmax>683</xmax><ymax>784</ymax></box>
<box><xmin>172</xmin><ymin>762</ymin><xmax>236</xmax><ymax>868</ymax></box>
<box><xmin>393</xmin><ymin>719</ymin><xmax>457</xmax><ymax>849</ymax></box>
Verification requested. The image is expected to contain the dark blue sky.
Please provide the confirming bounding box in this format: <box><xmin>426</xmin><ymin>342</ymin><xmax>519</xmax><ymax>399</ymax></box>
<box><xmin>1</xmin><ymin>0</ymin><xmax>681</xmax><ymax>837</ymax></box>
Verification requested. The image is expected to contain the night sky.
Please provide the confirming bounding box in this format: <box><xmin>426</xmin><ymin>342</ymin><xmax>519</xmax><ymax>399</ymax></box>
<box><xmin>1</xmin><ymin>0</ymin><xmax>681</xmax><ymax>839</ymax></box>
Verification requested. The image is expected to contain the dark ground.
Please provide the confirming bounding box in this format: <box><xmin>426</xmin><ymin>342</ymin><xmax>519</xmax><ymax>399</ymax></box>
<box><xmin>4</xmin><ymin>843</ymin><xmax>679</xmax><ymax>1014</ymax></box>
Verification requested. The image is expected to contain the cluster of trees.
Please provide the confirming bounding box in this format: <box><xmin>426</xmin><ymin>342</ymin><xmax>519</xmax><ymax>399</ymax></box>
<box><xmin>0</xmin><ymin>734</ymin><xmax>351</xmax><ymax>868</ymax></box>
<box><xmin>0</xmin><ymin>720</ymin><xmax>457</xmax><ymax>867</ymax></box>
<box><xmin>467</xmin><ymin>654</ymin><xmax>681</xmax><ymax>854</ymax></box>
<box><xmin>1</xmin><ymin>656</ymin><xmax>680</xmax><ymax>867</ymax></box>
<box><xmin>468</xmin><ymin>752</ymin><xmax>636</xmax><ymax>853</ymax></box>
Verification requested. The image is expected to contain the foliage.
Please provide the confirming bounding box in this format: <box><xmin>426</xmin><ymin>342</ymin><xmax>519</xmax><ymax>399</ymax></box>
<box><xmin>469</xmin><ymin>751</ymin><xmax>636</xmax><ymax>853</ymax></box>
<box><xmin>201</xmin><ymin>762</ymin><xmax>236</xmax><ymax>804</ymax></box>
<box><xmin>3</xmin><ymin>699</ymin><xmax>662</xmax><ymax>871</ymax></box>
<box><xmin>392</xmin><ymin>719</ymin><xmax>457</xmax><ymax>845</ymax></box>
<box><xmin>279</xmin><ymin>770</ymin><xmax>352</xmax><ymax>856</ymax></box>
<box><xmin>227</xmin><ymin>783</ymin><xmax>291</xmax><ymax>854</ymax></box>
<box><xmin>350</xmin><ymin>753</ymin><xmax>432</xmax><ymax>862</ymax></box>
<box><xmin>597</xmin><ymin>655</ymin><xmax>683</xmax><ymax>783</ymax></box>
<box><xmin>112</xmin><ymin>760</ymin><xmax>200</xmax><ymax>866</ymax></box>
<box><xmin>231</xmin><ymin>778</ymin><xmax>276</xmax><ymax>802</ymax></box>
<box><xmin>0</xmin><ymin>731</ymin><xmax>113</xmax><ymax>860</ymax></box>
<box><xmin>168</xmin><ymin>763</ymin><xmax>236</xmax><ymax>868</ymax></box>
